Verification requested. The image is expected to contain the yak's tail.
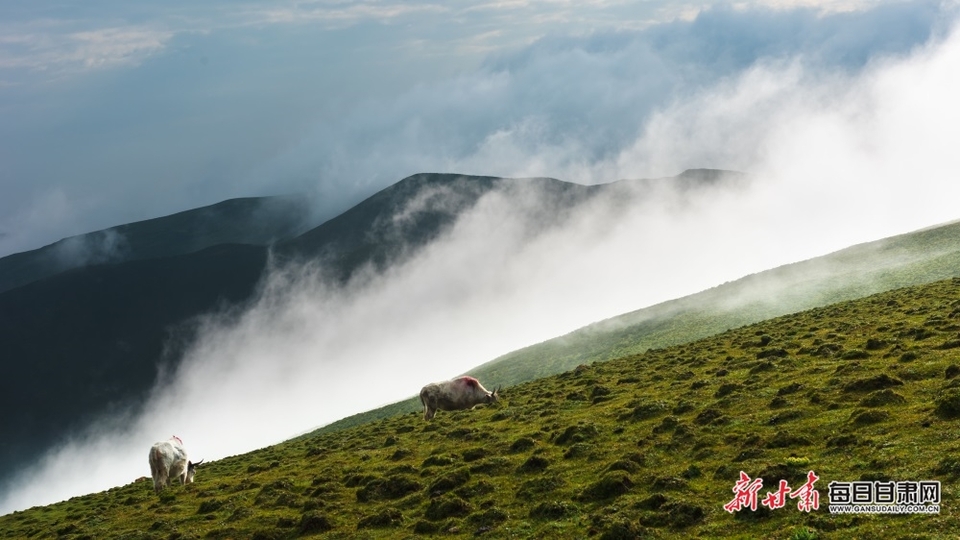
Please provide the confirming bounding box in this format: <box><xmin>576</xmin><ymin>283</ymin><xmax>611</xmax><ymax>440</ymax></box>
<box><xmin>149</xmin><ymin>447</ymin><xmax>168</xmax><ymax>493</ymax></box>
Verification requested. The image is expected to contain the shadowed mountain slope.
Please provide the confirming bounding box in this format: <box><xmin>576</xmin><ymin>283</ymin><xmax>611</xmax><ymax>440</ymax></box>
<box><xmin>0</xmin><ymin>244</ymin><xmax>269</xmax><ymax>478</ymax></box>
<box><xmin>0</xmin><ymin>195</ymin><xmax>312</xmax><ymax>294</ymax></box>
<box><xmin>276</xmin><ymin>174</ymin><xmax>510</xmax><ymax>280</ymax></box>
<box><xmin>4</xmin><ymin>277</ymin><xmax>959</xmax><ymax>537</ymax></box>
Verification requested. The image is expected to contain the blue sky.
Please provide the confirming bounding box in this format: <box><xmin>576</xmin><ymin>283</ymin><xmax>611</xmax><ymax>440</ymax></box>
<box><xmin>0</xmin><ymin>0</ymin><xmax>952</xmax><ymax>258</ymax></box>
<box><xmin>4</xmin><ymin>0</ymin><xmax>960</xmax><ymax>514</ymax></box>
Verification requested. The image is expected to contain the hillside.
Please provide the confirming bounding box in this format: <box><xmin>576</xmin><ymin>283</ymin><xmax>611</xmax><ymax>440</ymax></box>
<box><xmin>0</xmin><ymin>195</ymin><xmax>312</xmax><ymax>294</ymax></box>
<box><xmin>319</xmin><ymin>218</ymin><xmax>960</xmax><ymax>433</ymax></box>
<box><xmin>4</xmin><ymin>277</ymin><xmax>959</xmax><ymax>538</ymax></box>
<box><xmin>477</xmin><ymin>218</ymin><xmax>960</xmax><ymax>381</ymax></box>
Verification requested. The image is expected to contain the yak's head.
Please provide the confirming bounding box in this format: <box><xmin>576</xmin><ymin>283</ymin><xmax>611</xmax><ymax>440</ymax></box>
<box><xmin>487</xmin><ymin>386</ymin><xmax>502</xmax><ymax>404</ymax></box>
<box><xmin>186</xmin><ymin>459</ymin><xmax>203</xmax><ymax>483</ymax></box>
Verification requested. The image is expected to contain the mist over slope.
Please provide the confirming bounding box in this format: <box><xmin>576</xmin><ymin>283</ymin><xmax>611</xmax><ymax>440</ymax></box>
<box><xmin>0</xmin><ymin>170</ymin><xmax>739</xmax><ymax>511</ymax></box>
<box><xmin>320</xmin><ymin>217</ymin><xmax>960</xmax><ymax>433</ymax></box>
<box><xmin>0</xmin><ymin>173</ymin><xmax>502</xmax><ymax>488</ymax></box>
<box><xmin>477</xmin><ymin>218</ymin><xmax>960</xmax><ymax>383</ymax></box>
<box><xmin>1</xmin><ymin>156</ymin><xmax>957</xmax><ymax>516</ymax></box>
<box><xmin>3</xmin><ymin>276</ymin><xmax>959</xmax><ymax>537</ymax></box>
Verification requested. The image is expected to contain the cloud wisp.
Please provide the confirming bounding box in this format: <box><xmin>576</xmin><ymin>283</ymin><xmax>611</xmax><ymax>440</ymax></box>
<box><xmin>0</xmin><ymin>22</ymin><xmax>173</xmax><ymax>74</ymax></box>
<box><xmin>2</xmin><ymin>1</ymin><xmax>960</xmax><ymax>515</ymax></box>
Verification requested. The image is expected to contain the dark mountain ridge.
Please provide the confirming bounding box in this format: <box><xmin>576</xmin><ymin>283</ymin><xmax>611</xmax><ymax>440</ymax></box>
<box><xmin>276</xmin><ymin>173</ymin><xmax>508</xmax><ymax>280</ymax></box>
<box><xmin>0</xmin><ymin>195</ymin><xmax>313</xmax><ymax>294</ymax></box>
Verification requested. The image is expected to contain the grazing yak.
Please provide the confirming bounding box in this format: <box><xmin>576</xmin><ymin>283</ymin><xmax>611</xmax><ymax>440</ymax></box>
<box><xmin>420</xmin><ymin>376</ymin><xmax>500</xmax><ymax>420</ymax></box>
<box><xmin>148</xmin><ymin>436</ymin><xmax>202</xmax><ymax>493</ymax></box>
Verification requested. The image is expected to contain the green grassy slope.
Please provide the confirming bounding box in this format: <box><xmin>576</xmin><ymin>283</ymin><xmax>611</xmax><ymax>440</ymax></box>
<box><xmin>476</xmin><ymin>219</ymin><xmax>960</xmax><ymax>384</ymax></box>
<box><xmin>6</xmin><ymin>277</ymin><xmax>960</xmax><ymax>538</ymax></box>
<box><xmin>320</xmin><ymin>219</ymin><xmax>960</xmax><ymax>434</ymax></box>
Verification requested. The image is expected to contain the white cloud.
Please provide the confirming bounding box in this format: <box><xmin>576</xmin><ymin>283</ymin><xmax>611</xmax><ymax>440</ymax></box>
<box><xmin>69</xmin><ymin>27</ymin><xmax>173</xmax><ymax>69</ymax></box>
<box><xmin>0</xmin><ymin>23</ymin><xmax>173</xmax><ymax>73</ymax></box>
<box><xmin>617</xmin><ymin>20</ymin><xmax>960</xmax><ymax>250</ymax></box>
<box><xmin>1</xmin><ymin>1</ymin><xmax>944</xmax><ymax>259</ymax></box>
<box><xmin>253</xmin><ymin>1</ymin><xmax>449</xmax><ymax>27</ymax></box>
<box><xmin>747</xmin><ymin>0</ymin><xmax>880</xmax><ymax>14</ymax></box>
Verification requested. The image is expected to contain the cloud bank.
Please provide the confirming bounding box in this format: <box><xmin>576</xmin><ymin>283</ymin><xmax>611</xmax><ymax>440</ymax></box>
<box><xmin>0</xmin><ymin>1</ymin><xmax>946</xmax><ymax>257</ymax></box>
<box><xmin>3</xmin><ymin>1</ymin><xmax>960</xmax><ymax>514</ymax></box>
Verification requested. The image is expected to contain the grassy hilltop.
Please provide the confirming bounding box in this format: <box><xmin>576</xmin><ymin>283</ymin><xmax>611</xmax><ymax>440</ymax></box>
<box><xmin>5</xmin><ymin>277</ymin><xmax>960</xmax><ymax>538</ymax></box>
